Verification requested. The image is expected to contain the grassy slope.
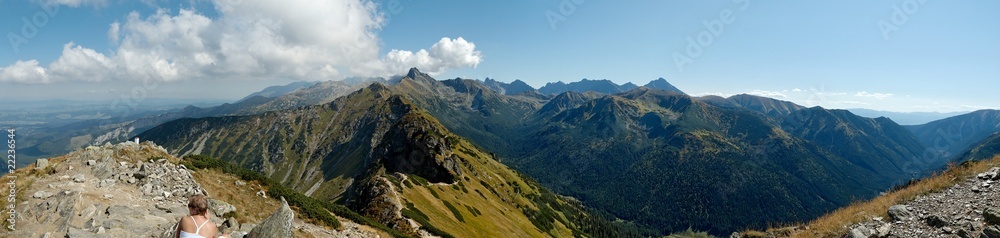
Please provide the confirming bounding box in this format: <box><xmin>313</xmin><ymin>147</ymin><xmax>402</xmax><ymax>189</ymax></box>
<box><xmin>743</xmin><ymin>154</ymin><xmax>1000</xmax><ymax>237</ymax></box>
<box><xmin>397</xmin><ymin>136</ymin><xmax>558</xmax><ymax>237</ymax></box>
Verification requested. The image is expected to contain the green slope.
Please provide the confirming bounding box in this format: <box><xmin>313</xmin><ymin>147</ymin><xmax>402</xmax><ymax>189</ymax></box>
<box><xmin>139</xmin><ymin>82</ymin><xmax>647</xmax><ymax>237</ymax></box>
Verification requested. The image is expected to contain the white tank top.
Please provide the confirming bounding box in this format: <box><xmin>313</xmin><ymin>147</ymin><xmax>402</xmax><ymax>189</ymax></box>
<box><xmin>178</xmin><ymin>215</ymin><xmax>210</xmax><ymax>238</ymax></box>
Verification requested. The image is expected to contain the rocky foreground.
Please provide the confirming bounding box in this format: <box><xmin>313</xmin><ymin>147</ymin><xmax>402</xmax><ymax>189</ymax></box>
<box><xmin>845</xmin><ymin>167</ymin><xmax>1000</xmax><ymax>238</ymax></box>
<box><xmin>6</xmin><ymin>142</ymin><xmax>382</xmax><ymax>237</ymax></box>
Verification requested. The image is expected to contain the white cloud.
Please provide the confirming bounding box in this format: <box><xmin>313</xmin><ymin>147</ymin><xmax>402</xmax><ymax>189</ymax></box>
<box><xmin>746</xmin><ymin>90</ymin><xmax>787</xmax><ymax>98</ymax></box>
<box><xmin>1</xmin><ymin>0</ymin><xmax>482</xmax><ymax>84</ymax></box>
<box><xmin>833</xmin><ymin>100</ymin><xmax>869</xmax><ymax>105</ymax></box>
<box><xmin>792</xmin><ymin>88</ymin><xmax>803</xmax><ymax>92</ymax></box>
<box><xmin>107</xmin><ymin>22</ymin><xmax>120</xmax><ymax>44</ymax></box>
<box><xmin>855</xmin><ymin>91</ymin><xmax>894</xmax><ymax>99</ymax></box>
<box><xmin>691</xmin><ymin>92</ymin><xmax>733</xmax><ymax>98</ymax></box>
<box><xmin>376</xmin><ymin>37</ymin><xmax>483</xmax><ymax>76</ymax></box>
<box><xmin>0</xmin><ymin>60</ymin><xmax>49</xmax><ymax>84</ymax></box>
<box><xmin>35</xmin><ymin>0</ymin><xmax>108</xmax><ymax>8</ymax></box>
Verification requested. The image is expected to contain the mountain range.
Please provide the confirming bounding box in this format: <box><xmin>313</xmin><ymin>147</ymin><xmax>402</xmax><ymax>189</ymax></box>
<box><xmin>139</xmin><ymin>81</ymin><xmax>648</xmax><ymax>237</ymax></box>
<box><xmin>133</xmin><ymin>68</ymin><xmax>1000</xmax><ymax>235</ymax></box>
<box><xmin>11</xmin><ymin>68</ymin><xmax>1000</xmax><ymax>236</ymax></box>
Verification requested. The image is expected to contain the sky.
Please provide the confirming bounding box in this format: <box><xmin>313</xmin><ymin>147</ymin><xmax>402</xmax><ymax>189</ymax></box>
<box><xmin>0</xmin><ymin>0</ymin><xmax>998</xmax><ymax>112</ymax></box>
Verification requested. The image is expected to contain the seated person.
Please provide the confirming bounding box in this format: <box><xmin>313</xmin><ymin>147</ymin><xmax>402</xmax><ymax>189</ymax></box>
<box><xmin>176</xmin><ymin>194</ymin><xmax>229</xmax><ymax>238</ymax></box>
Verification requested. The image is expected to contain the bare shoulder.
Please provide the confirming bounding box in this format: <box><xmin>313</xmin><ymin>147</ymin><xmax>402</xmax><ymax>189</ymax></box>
<box><xmin>178</xmin><ymin>216</ymin><xmax>193</xmax><ymax>229</ymax></box>
<box><xmin>201</xmin><ymin>221</ymin><xmax>221</xmax><ymax>237</ymax></box>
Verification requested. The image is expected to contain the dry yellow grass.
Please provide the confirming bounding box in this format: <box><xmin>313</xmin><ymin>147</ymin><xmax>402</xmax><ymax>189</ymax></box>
<box><xmin>744</xmin><ymin>155</ymin><xmax>1000</xmax><ymax>238</ymax></box>
<box><xmin>191</xmin><ymin>168</ymin><xmax>279</xmax><ymax>225</ymax></box>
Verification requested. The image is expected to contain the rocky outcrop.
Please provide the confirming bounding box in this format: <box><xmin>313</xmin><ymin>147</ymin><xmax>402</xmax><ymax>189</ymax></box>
<box><xmin>247</xmin><ymin>198</ymin><xmax>294</xmax><ymax>238</ymax></box>
<box><xmin>375</xmin><ymin>109</ymin><xmax>464</xmax><ymax>184</ymax></box>
<box><xmin>347</xmin><ymin>170</ymin><xmax>417</xmax><ymax>235</ymax></box>
<box><xmin>846</xmin><ymin>167</ymin><xmax>1000</xmax><ymax>238</ymax></box>
<box><xmin>6</xmin><ymin>141</ymin><xmax>383</xmax><ymax>237</ymax></box>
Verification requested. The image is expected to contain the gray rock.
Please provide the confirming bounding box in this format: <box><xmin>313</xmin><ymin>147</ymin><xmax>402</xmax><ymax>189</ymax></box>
<box><xmin>925</xmin><ymin>214</ymin><xmax>950</xmax><ymax>228</ymax></box>
<box><xmin>876</xmin><ymin>223</ymin><xmax>892</xmax><ymax>237</ymax></box>
<box><xmin>986</xmin><ymin>226</ymin><xmax>1000</xmax><ymax>238</ymax></box>
<box><xmin>66</xmin><ymin>227</ymin><xmax>97</xmax><ymax>238</ymax></box>
<box><xmin>247</xmin><ymin>198</ymin><xmax>294</xmax><ymax>238</ymax></box>
<box><xmin>849</xmin><ymin>226</ymin><xmax>873</xmax><ymax>238</ymax></box>
<box><xmin>32</xmin><ymin>190</ymin><xmax>53</xmax><ymax>199</ymax></box>
<box><xmin>73</xmin><ymin>174</ymin><xmax>86</xmax><ymax>183</ymax></box>
<box><xmin>208</xmin><ymin>198</ymin><xmax>236</xmax><ymax>217</ymax></box>
<box><xmin>222</xmin><ymin>216</ymin><xmax>240</xmax><ymax>233</ymax></box>
<box><xmin>86</xmin><ymin>160</ymin><xmax>97</xmax><ymax>166</ymax></box>
<box><xmin>78</xmin><ymin>204</ymin><xmax>98</xmax><ymax>221</ymax></box>
<box><xmin>889</xmin><ymin>205</ymin><xmax>914</xmax><ymax>221</ymax></box>
<box><xmin>29</xmin><ymin>191</ymin><xmax>81</xmax><ymax>232</ymax></box>
<box><xmin>957</xmin><ymin>229</ymin><xmax>978</xmax><ymax>238</ymax></box>
<box><xmin>980</xmin><ymin>167</ymin><xmax>1000</xmax><ymax>180</ymax></box>
<box><xmin>986</xmin><ymin>208</ymin><xmax>1000</xmax><ymax>225</ymax></box>
<box><xmin>98</xmin><ymin>179</ymin><xmax>116</xmax><ymax>188</ymax></box>
<box><xmin>92</xmin><ymin>156</ymin><xmax>117</xmax><ymax>179</ymax></box>
<box><xmin>34</xmin><ymin>158</ymin><xmax>49</xmax><ymax>171</ymax></box>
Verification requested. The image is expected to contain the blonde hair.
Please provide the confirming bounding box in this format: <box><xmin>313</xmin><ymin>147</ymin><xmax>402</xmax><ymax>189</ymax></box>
<box><xmin>188</xmin><ymin>194</ymin><xmax>209</xmax><ymax>215</ymax></box>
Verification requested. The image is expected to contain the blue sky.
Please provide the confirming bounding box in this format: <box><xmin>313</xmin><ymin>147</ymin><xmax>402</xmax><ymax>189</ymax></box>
<box><xmin>1</xmin><ymin>0</ymin><xmax>998</xmax><ymax>112</ymax></box>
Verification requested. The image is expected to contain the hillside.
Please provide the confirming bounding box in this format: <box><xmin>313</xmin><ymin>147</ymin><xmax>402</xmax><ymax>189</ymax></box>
<box><xmin>0</xmin><ymin>141</ymin><xmax>384</xmax><ymax>237</ymax></box>
<box><xmin>738</xmin><ymin>151</ymin><xmax>1000</xmax><ymax>238</ymax></box>
<box><xmin>907</xmin><ymin>110</ymin><xmax>1000</xmax><ymax>167</ymax></box>
<box><xmin>381</xmin><ymin>69</ymin><xmax>937</xmax><ymax>235</ymax></box>
<box><xmin>138</xmin><ymin>81</ymin><xmax>646</xmax><ymax>237</ymax></box>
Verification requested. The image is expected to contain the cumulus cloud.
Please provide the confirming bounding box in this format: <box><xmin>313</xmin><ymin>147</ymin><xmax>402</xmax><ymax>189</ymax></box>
<box><xmin>855</xmin><ymin>91</ymin><xmax>894</xmax><ymax>99</ymax></box>
<box><xmin>1</xmin><ymin>0</ymin><xmax>483</xmax><ymax>84</ymax></box>
<box><xmin>0</xmin><ymin>60</ymin><xmax>49</xmax><ymax>84</ymax></box>
<box><xmin>377</xmin><ymin>37</ymin><xmax>483</xmax><ymax>76</ymax></box>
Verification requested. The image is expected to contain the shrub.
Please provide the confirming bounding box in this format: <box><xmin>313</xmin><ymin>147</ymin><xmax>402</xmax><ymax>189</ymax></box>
<box><xmin>441</xmin><ymin>200</ymin><xmax>465</xmax><ymax>223</ymax></box>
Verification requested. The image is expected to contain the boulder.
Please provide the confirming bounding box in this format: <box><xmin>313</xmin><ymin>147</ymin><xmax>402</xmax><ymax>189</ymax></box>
<box><xmin>92</xmin><ymin>156</ymin><xmax>117</xmax><ymax>180</ymax></box>
<box><xmin>209</xmin><ymin>199</ymin><xmax>237</xmax><ymax>217</ymax></box>
<box><xmin>28</xmin><ymin>190</ymin><xmax>81</xmax><ymax>232</ymax></box>
<box><xmin>98</xmin><ymin>179</ymin><xmax>116</xmax><ymax>188</ymax></box>
<box><xmin>875</xmin><ymin>223</ymin><xmax>892</xmax><ymax>237</ymax></box>
<box><xmin>32</xmin><ymin>190</ymin><xmax>53</xmax><ymax>199</ymax></box>
<box><xmin>73</xmin><ymin>174</ymin><xmax>86</xmax><ymax>183</ymax></box>
<box><xmin>987</xmin><ymin>208</ymin><xmax>1000</xmax><ymax>225</ymax></box>
<box><xmin>957</xmin><ymin>229</ymin><xmax>979</xmax><ymax>238</ymax></box>
<box><xmin>247</xmin><ymin>198</ymin><xmax>294</xmax><ymax>238</ymax></box>
<box><xmin>888</xmin><ymin>205</ymin><xmax>913</xmax><ymax>221</ymax></box>
<box><xmin>925</xmin><ymin>214</ymin><xmax>950</xmax><ymax>228</ymax></box>
<box><xmin>34</xmin><ymin>158</ymin><xmax>49</xmax><ymax>171</ymax></box>
<box><xmin>986</xmin><ymin>226</ymin><xmax>1000</xmax><ymax>238</ymax></box>
<box><xmin>980</xmin><ymin>167</ymin><xmax>1000</xmax><ymax>180</ymax></box>
<box><xmin>848</xmin><ymin>226</ymin><xmax>873</xmax><ymax>238</ymax></box>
